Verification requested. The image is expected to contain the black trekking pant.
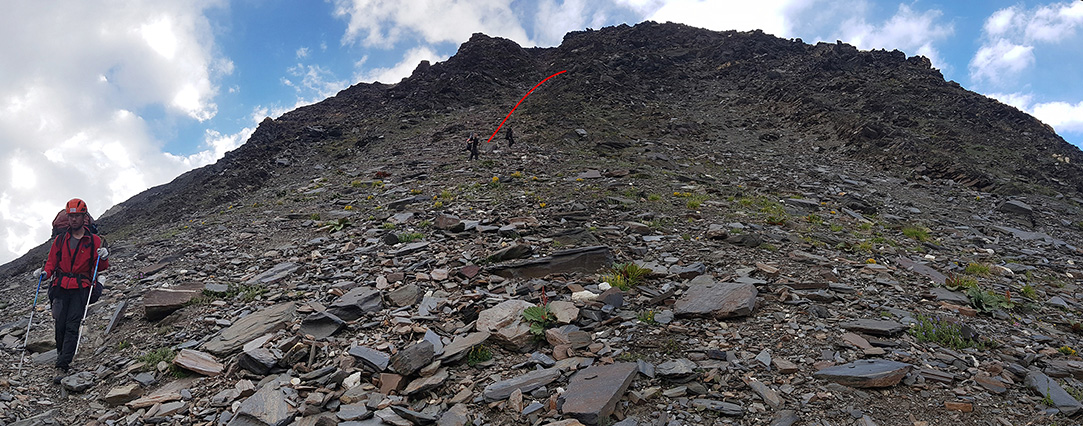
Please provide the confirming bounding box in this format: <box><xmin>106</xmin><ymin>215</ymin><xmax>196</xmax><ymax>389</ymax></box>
<box><xmin>50</xmin><ymin>286</ymin><xmax>90</xmax><ymax>369</ymax></box>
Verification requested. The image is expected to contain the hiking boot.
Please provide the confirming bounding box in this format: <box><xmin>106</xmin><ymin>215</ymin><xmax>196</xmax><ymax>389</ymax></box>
<box><xmin>53</xmin><ymin>375</ymin><xmax>64</xmax><ymax>385</ymax></box>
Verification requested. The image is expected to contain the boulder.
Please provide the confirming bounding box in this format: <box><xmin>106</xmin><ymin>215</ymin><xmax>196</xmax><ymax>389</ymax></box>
<box><xmin>299</xmin><ymin>311</ymin><xmax>346</xmax><ymax>339</ymax></box>
<box><xmin>174</xmin><ymin>349</ymin><xmax>224</xmax><ymax>376</ymax></box>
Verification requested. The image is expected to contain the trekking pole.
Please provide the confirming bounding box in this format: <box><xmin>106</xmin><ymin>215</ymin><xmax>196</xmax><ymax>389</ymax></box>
<box><xmin>16</xmin><ymin>267</ymin><xmax>47</xmax><ymax>376</ymax></box>
<box><xmin>72</xmin><ymin>254</ymin><xmax>101</xmax><ymax>361</ymax></box>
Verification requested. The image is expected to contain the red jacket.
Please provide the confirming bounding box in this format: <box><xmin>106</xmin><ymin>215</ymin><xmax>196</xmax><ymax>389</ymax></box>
<box><xmin>44</xmin><ymin>227</ymin><xmax>109</xmax><ymax>289</ymax></box>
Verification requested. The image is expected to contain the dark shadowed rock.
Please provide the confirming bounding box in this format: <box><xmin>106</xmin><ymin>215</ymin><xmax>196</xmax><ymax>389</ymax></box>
<box><xmin>483</xmin><ymin>368</ymin><xmax>561</xmax><ymax>402</ymax></box>
<box><xmin>300</xmin><ymin>311</ymin><xmax>346</xmax><ymax>339</ymax></box>
<box><xmin>813</xmin><ymin>359</ymin><xmax>912</xmax><ymax>388</ymax></box>
<box><xmin>674</xmin><ymin>276</ymin><xmax>757</xmax><ymax>318</ymax></box>
<box><xmin>390</xmin><ymin>340</ymin><xmax>434</xmax><ymax>376</ymax></box>
<box><xmin>560</xmin><ymin>362</ymin><xmax>638</xmax><ymax>424</ymax></box>
<box><xmin>490</xmin><ymin>246</ymin><xmax>615</xmax><ymax>279</ymax></box>
<box><xmin>143</xmin><ymin>281</ymin><xmax>205</xmax><ymax>321</ymax></box>
<box><xmin>201</xmin><ymin>303</ymin><xmax>296</xmax><ymax>356</ymax></box>
<box><xmin>329</xmin><ymin>287</ymin><xmax>383</xmax><ymax>321</ymax></box>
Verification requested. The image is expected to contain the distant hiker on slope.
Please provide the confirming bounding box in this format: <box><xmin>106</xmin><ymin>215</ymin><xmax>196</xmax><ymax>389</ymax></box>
<box><xmin>505</xmin><ymin>126</ymin><xmax>515</xmax><ymax>149</ymax></box>
<box><xmin>466</xmin><ymin>132</ymin><xmax>480</xmax><ymax>160</ymax></box>
<box><xmin>32</xmin><ymin>198</ymin><xmax>108</xmax><ymax>383</ymax></box>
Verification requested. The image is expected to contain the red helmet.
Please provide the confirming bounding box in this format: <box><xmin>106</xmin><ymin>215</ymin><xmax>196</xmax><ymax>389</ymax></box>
<box><xmin>66</xmin><ymin>198</ymin><xmax>88</xmax><ymax>214</ymax></box>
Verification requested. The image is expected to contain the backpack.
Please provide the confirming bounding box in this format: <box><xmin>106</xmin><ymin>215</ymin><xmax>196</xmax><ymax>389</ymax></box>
<box><xmin>51</xmin><ymin>210</ymin><xmax>98</xmax><ymax>237</ymax></box>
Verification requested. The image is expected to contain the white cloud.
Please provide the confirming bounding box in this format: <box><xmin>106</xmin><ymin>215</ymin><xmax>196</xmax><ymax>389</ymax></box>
<box><xmin>970</xmin><ymin>39</ymin><xmax>1035</xmax><ymax>83</ymax></box>
<box><xmin>332</xmin><ymin>0</ymin><xmax>532</xmax><ymax>48</ymax></box>
<box><xmin>835</xmin><ymin>4</ymin><xmax>954</xmax><ymax>71</ymax></box>
<box><xmin>971</xmin><ymin>1</ymin><xmax>1083</xmax><ymax>84</ymax></box>
<box><xmin>985</xmin><ymin>92</ymin><xmax>1083</xmax><ymax>134</ymax></box>
<box><xmin>297</xmin><ymin>47</ymin><xmax>310</xmax><ymax>58</ymax></box>
<box><xmin>356</xmin><ymin>47</ymin><xmax>447</xmax><ymax>84</ymax></box>
<box><xmin>1032</xmin><ymin>101</ymin><xmax>1083</xmax><ymax>133</ymax></box>
<box><xmin>0</xmin><ymin>0</ymin><xmax>243</xmax><ymax>264</ymax></box>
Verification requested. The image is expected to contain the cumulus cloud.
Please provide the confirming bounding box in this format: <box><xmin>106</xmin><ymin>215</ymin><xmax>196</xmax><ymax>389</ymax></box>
<box><xmin>646</xmin><ymin>0</ymin><xmax>799</xmax><ymax>37</ymax></box>
<box><xmin>986</xmin><ymin>92</ymin><xmax>1083</xmax><ymax>134</ymax></box>
<box><xmin>971</xmin><ymin>1</ymin><xmax>1083</xmax><ymax>84</ymax></box>
<box><xmin>0</xmin><ymin>0</ymin><xmax>241</xmax><ymax>264</ymax></box>
<box><xmin>356</xmin><ymin>47</ymin><xmax>448</xmax><ymax>84</ymax></box>
<box><xmin>331</xmin><ymin>0</ymin><xmax>532</xmax><ymax>48</ymax></box>
<box><xmin>834</xmin><ymin>4</ymin><xmax>954</xmax><ymax>70</ymax></box>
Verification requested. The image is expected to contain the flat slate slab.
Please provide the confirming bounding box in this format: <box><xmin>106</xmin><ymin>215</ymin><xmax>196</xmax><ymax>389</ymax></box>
<box><xmin>483</xmin><ymin>367</ymin><xmax>561</xmax><ymax>402</ymax></box>
<box><xmin>440</xmin><ymin>332</ymin><xmax>490</xmax><ymax>363</ymax></box>
<box><xmin>201</xmin><ymin>302</ymin><xmax>295</xmax><ymax>356</ymax></box>
<box><xmin>813</xmin><ymin>359</ymin><xmax>912</xmax><ymax>388</ymax></box>
<box><xmin>245</xmin><ymin>262</ymin><xmax>300</xmax><ymax>286</ymax></box>
<box><xmin>489</xmin><ymin>246</ymin><xmax>615</xmax><ymax>279</ymax></box>
<box><xmin>144</xmin><ymin>282</ymin><xmax>205</xmax><ymax>321</ymax></box>
<box><xmin>349</xmin><ymin>346</ymin><xmax>391</xmax><ymax>372</ymax></box>
<box><xmin>561</xmin><ymin>362</ymin><xmax>638</xmax><ymax>424</ymax></box>
<box><xmin>1026</xmin><ymin>370</ymin><xmax>1083</xmax><ymax>415</ymax></box>
<box><xmin>839</xmin><ymin>319</ymin><xmax>908</xmax><ymax>336</ymax></box>
<box><xmin>674</xmin><ymin>276</ymin><xmax>757</xmax><ymax>318</ymax></box>
<box><xmin>174</xmin><ymin>348</ymin><xmax>224</xmax><ymax>376</ymax></box>
<box><xmin>329</xmin><ymin>287</ymin><xmax>383</xmax><ymax>322</ymax></box>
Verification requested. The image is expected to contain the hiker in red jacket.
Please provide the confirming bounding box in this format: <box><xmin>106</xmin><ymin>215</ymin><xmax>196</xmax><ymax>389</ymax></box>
<box><xmin>32</xmin><ymin>198</ymin><xmax>108</xmax><ymax>380</ymax></box>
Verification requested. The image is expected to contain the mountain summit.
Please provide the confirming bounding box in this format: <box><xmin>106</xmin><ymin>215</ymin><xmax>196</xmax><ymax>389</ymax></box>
<box><xmin>2</xmin><ymin>22</ymin><xmax>1083</xmax><ymax>425</ymax></box>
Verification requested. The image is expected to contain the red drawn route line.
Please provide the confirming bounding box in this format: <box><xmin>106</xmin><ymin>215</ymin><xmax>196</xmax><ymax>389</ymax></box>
<box><xmin>486</xmin><ymin>70</ymin><xmax>567</xmax><ymax>143</ymax></box>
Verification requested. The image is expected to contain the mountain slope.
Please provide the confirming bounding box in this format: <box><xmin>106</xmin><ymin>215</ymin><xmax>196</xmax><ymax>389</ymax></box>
<box><xmin>2</xmin><ymin>21</ymin><xmax>1083</xmax><ymax>426</ymax></box>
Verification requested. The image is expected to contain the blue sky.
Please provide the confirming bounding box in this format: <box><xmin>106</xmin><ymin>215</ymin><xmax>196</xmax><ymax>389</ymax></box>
<box><xmin>2</xmin><ymin>0</ymin><xmax>1082</xmax><ymax>264</ymax></box>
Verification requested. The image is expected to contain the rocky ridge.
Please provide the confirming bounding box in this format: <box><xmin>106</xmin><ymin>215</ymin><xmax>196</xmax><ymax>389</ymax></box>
<box><xmin>1</xmin><ymin>21</ymin><xmax>1083</xmax><ymax>426</ymax></box>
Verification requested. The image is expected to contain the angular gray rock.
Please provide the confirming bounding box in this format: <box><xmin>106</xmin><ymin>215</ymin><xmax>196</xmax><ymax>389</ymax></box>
<box><xmin>103</xmin><ymin>383</ymin><xmax>144</xmax><ymax>406</ymax></box>
<box><xmin>656</xmin><ymin>358</ymin><xmax>698</xmax><ymax>382</ymax></box>
<box><xmin>228</xmin><ymin>379</ymin><xmax>295</xmax><ymax>426</ymax></box>
<box><xmin>560</xmin><ymin>362</ymin><xmax>638</xmax><ymax>424</ymax></box>
<box><xmin>388</xmin><ymin>283</ymin><xmax>420</xmax><ymax>307</ymax></box>
<box><xmin>439</xmin><ymin>332</ymin><xmax>490</xmax><ymax>363</ymax></box>
<box><xmin>245</xmin><ymin>262</ymin><xmax>300</xmax><ymax>286</ymax></box>
<box><xmin>813</xmin><ymin>359</ymin><xmax>912</xmax><ymax>388</ymax></box>
<box><xmin>1025</xmin><ymin>370</ymin><xmax>1082</xmax><ymax>415</ymax></box>
<box><xmin>349</xmin><ymin>346</ymin><xmax>391</xmax><ymax>372</ymax></box>
<box><xmin>483</xmin><ymin>367</ymin><xmax>561</xmax><ymax>402</ymax></box>
<box><xmin>201</xmin><ymin>303</ymin><xmax>296</xmax><ymax>356</ymax></box>
<box><xmin>60</xmin><ymin>371</ymin><xmax>96</xmax><ymax>393</ymax></box>
<box><xmin>404</xmin><ymin>367</ymin><xmax>449</xmax><ymax>396</ymax></box>
<box><xmin>669</xmin><ymin>262</ymin><xmax>706</xmax><ymax>279</ymax></box>
<box><xmin>299</xmin><ymin>311</ymin><xmax>346</xmax><ymax>339</ymax></box>
<box><xmin>240</xmin><ymin>348</ymin><xmax>278</xmax><ymax>375</ymax></box>
<box><xmin>674</xmin><ymin>276</ymin><xmax>757</xmax><ymax>318</ymax></box>
<box><xmin>390</xmin><ymin>340</ymin><xmax>434</xmax><ymax>376</ymax></box>
<box><xmin>997</xmin><ymin>200</ymin><xmax>1033</xmax><ymax>216</ymax></box>
<box><xmin>329</xmin><ymin>287</ymin><xmax>383</xmax><ymax>321</ymax></box>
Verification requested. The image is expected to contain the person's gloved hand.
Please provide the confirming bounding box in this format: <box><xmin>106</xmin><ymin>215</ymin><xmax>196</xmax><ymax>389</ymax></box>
<box><xmin>32</xmin><ymin>268</ymin><xmax>45</xmax><ymax>280</ymax></box>
<box><xmin>97</xmin><ymin>247</ymin><xmax>109</xmax><ymax>259</ymax></box>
